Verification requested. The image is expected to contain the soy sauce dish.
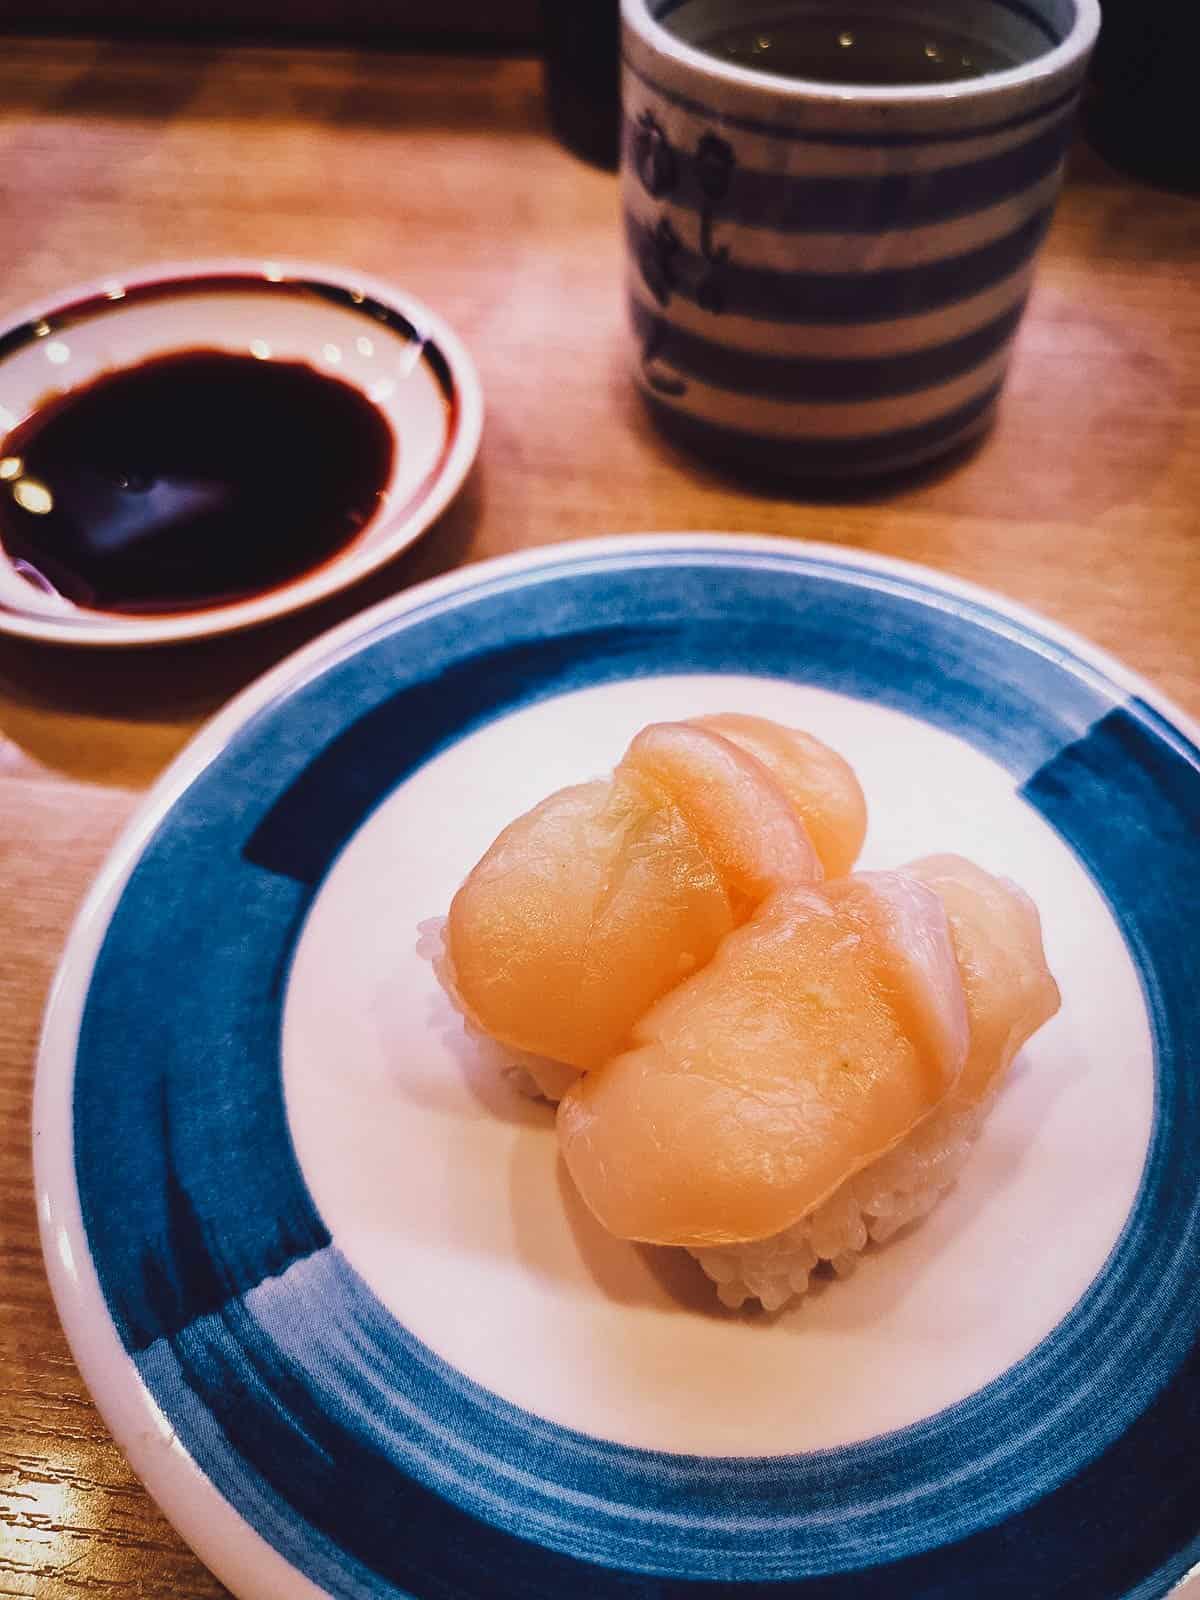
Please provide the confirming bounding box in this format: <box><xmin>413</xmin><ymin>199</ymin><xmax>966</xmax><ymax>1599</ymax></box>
<box><xmin>0</xmin><ymin>263</ymin><xmax>483</xmax><ymax>645</ymax></box>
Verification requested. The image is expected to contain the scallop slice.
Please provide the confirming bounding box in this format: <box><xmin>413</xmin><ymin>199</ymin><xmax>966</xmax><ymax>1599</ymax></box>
<box><xmin>903</xmin><ymin>853</ymin><xmax>1061</xmax><ymax>1105</ymax></box>
<box><xmin>691</xmin><ymin>713</ymin><xmax>867</xmax><ymax>878</ymax></box>
<box><xmin>445</xmin><ymin>723</ymin><xmax>824</xmax><ymax>1073</ymax></box>
<box><xmin>622</xmin><ymin>721</ymin><xmax>821</xmax><ymax>911</ymax></box>
<box><xmin>445</xmin><ymin>775</ymin><xmax>735</xmax><ymax>1073</ymax></box>
<box><xmin>557</xmin><ymin>871</ymin><xmax>967</xmax><ymax>1248</ymax></box>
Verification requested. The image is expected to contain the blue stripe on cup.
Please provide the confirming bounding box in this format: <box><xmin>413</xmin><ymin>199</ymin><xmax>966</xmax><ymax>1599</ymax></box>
<box><xmin>630</xmin><ymin>295</ymin><xmax>1026</xmax><ymax>401</ymax></box>
<box><xmin>621</xmin><ymin>113</ymin><xmax>1074</xmax><ymax>232</ymax></box>
<box><xmin>625</xmin><ymin>204</ymin><xmax>1052</xmax><ymax>323</ymax></box>
<box><xmin>629</xmin><ymin>261</ymin><xmax>1036</xmax><ymax>358</ymax></box>
<box><xmin>641</xmin><ymin>381</ymin><xmax>1003</xmax><ymax>476</ymax></box>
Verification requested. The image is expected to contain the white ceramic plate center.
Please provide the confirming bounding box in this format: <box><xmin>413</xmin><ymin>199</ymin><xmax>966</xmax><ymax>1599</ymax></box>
<box><xmin>282</xmin><ymin>672</ymin><xmax>1153</xmax><ymax>1457</ymax></box>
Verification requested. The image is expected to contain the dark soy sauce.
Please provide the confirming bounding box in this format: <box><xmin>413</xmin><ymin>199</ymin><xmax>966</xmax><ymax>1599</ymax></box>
<box><xmin>698</xmin><ymin>12</ymin><xmax>1019</xmax><ymax>85</ymax></box>
<box><xmin>0</xmin><ymin>349</ymin><xmax>394</xmax><ymax>613</ymax></box>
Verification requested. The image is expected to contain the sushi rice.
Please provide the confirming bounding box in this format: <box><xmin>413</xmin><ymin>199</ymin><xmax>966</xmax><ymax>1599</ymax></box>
<box><xmin>690</xmin><ymin>1097</ymin><xmax>989</xmax><ymax>1311</ymax></box>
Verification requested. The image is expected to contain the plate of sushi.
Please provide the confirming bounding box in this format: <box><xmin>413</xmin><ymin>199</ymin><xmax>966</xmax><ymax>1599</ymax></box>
<box><xmin>34</xmin><ymin>534</ymin><xmax>1200</xmax><ymax>1599</ymax></box>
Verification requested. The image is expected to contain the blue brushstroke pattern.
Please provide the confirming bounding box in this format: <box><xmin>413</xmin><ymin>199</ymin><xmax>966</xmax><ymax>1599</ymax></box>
<box><xmin>241</xmin><ymin>557</ymin><xmax>1113</xmax><ymax>887</ymax></box>
<box><xmin>627</xmin><ymin>297</ymin><xmax>1027</xmax><ymax>402</ymax></box>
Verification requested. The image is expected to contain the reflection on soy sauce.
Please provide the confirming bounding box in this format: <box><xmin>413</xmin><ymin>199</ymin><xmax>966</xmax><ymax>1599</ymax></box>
<box><xmin>0</xmin><ymin>348</ymin><xmax>395</xmax><ymax>615</ymax></box>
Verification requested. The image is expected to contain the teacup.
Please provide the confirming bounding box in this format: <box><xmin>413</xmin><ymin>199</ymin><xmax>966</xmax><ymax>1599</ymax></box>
<box><xmin>621</xmin><ymin>0</ymin><xmax>1101</xmax><ymax>477</ymax></box>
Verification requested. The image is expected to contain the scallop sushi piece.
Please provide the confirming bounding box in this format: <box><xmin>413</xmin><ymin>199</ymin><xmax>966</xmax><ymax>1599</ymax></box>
<box><xmin>558</xmin><ymin>857</ymin><xmax>1060</xmax><ymax>1312</ymax></box>
<box><xmin>713</xmin><ymin>858</ymin><xmax>1060</xmax><ymax>1308</ymax></box>
<box><xmin>557</xmin><ymin>871</ymin><xmax>968</xmax><ymax>1248</ymax></box>
<box><xmin>441</xmin><ymin>772</ymin><xmax>736</xmax><ymax>1077</ymax></box>
<box><xmin>441</xmin><ymin>721</ymin><xmax>853</xmax><ymax>1078</ymax></box>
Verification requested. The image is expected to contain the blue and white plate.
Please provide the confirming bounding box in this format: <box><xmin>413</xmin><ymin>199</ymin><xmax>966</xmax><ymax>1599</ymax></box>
<box><xmin>34</xmin><ymin>534</ymin><xmax>1200</xmax><ymax>1599</ymax></box>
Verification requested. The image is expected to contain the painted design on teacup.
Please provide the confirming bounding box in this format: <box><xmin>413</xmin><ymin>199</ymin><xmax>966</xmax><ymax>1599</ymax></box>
<box><xmin>637</xmin><ymin>209</ymin><xmax>688</xmax><ymax>394</ymax></box>
<box><xmin>695</xmin><ymin>131</ymin><xmax>734</xmax><ymax>313</ymax></box>
<box><xmin>633</xmin><ymin>120</ymin><xmax>739</xmax><ymax>392</ymax></box>
<box><xmin>640</xmin><ymin>215</ymin><xmax>683</xmax><ymax>308</ymax></box>
<box><xmin>633</xmin><ymin>110</ymin><xmax>678</xmax><ymax>197</ymax></box>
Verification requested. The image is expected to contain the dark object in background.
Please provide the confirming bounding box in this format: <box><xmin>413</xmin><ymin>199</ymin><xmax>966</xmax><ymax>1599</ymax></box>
<box><xmin>540</xmin><ymin>0</ymin><xmax>620</xmax><ymax>168</ymax></box>
<box><xmin>0</xmin><ymin>0</ymin><xmax>539</xmax><ymax>41</ymax></box>
<box><xmin>1084</xmin><ymin>7</ymin><xmax>1198</xmax><ymax>193</ymax></box>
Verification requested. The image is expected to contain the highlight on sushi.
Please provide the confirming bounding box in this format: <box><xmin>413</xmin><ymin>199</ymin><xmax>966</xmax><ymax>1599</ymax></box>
<box><xmin>424</xmin><ymin>716</ymin><xmax>1060</xmax><ymax>1312</ymax></box>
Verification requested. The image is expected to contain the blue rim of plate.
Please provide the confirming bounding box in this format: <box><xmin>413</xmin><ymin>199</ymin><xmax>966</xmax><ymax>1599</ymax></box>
<box><xmin>35</xmin><ymin>536</ymin><xmax>1200</xmax><ymax>1599</ymax></box>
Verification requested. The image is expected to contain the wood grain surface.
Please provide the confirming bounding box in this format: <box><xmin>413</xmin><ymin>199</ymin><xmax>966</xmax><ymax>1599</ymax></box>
<box><xmin>0</xmin><ymin>36</ymin><xmax>1197</xmax><ymax>1599</ymax></box>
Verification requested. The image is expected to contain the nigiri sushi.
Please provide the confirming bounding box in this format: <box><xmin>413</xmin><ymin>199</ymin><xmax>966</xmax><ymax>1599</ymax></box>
<box><xmin>423</xmin><ymin>717</ymin><xmax>1060</xmax><ymax>1314</ymax></box>
<box><xmin>560</xmin><ymin>855</ymin><xmax>1059</xmax><ymax>1310</ymax></box>
<box><xmin>437</xmin><ymin>718</ymin><xmax>866</xmax><ymax>1089</ymax></box>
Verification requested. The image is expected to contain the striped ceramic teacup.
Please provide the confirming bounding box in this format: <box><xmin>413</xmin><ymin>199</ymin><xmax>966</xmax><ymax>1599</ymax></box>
<box><xmin>621</xmin><ymin>0</ymin><xmax>1102</xmax><ymax>477</ymax></box>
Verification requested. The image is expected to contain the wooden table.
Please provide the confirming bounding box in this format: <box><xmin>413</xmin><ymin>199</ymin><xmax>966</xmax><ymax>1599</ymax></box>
<box><xmin>0</xmin><ymin>36</ymin><xmax>1197</xmax><ymax>1599</ymax></box>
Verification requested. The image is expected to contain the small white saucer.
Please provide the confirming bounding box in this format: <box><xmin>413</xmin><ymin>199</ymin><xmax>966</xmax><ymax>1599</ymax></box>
<box><xmin>0</xmin><ymin>260</ymin><xmax>483</xmax><ymax>646</ymax></box>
